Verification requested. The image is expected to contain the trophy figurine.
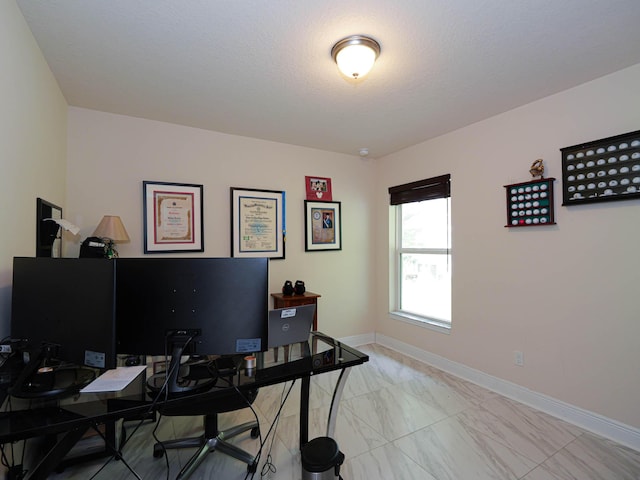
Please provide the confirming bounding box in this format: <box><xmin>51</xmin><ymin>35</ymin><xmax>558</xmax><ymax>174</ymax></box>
<box><xmin>529</xmin><ymin>159</ymin><xmax>544</xmax><ymax>178</ymax></box>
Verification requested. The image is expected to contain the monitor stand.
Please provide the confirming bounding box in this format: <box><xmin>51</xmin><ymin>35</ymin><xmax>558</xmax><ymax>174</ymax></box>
<box><xmin>146</xmin><ymin>336</ymin><xmax>216</xmax><ymax>397</ymax></box>
<box><xmin>9</xmin><ymin>345</ymin><xmax>96</xmax><ymax>399</ymax></box>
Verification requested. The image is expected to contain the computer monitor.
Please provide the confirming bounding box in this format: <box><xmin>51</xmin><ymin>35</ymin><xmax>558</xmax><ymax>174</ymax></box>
<box><xmin>10</xmin><ymin>257</ymin><xmax>117</xmax><ymax>370</ymax></box>
<box><xmin>115</xmin><ymin>257</ymin><xmax>269</xmax><ymax>394</ymax></box>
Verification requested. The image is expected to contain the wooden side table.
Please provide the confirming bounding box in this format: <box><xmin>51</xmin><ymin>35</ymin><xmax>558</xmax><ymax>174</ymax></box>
<box><xmin>270</xmin><ymin>291</ymin><xmax>321</xmax><ymax>331</ymax></box>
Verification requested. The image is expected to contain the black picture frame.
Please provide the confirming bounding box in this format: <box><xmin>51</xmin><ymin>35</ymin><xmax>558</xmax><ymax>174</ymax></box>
<box><xmin>304</xmin><ymin>200</ymin><xmax>342</xmax><ymax>251</ymax></box>
<box><xmin>143</xmin><ymin>181</ymin><xmax>204</xmax><ymax>254</ymax></box>
<box><xmin>230</xmin><ymin>187</ymin><xmax>286</xmax><ymax>259</ymax></box>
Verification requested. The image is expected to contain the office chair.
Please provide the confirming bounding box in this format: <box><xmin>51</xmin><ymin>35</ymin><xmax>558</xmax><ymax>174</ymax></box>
<box><xmin>153</xmin><ymin>384</ymin><xmax>260</xmax><ymax>479</ymax></box>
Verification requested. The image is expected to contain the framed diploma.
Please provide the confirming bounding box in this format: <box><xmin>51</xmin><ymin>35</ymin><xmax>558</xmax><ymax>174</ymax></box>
<box><xmin>230</xmin><ymin>187</ymin><xmax>285</xmax><ymax>259</ymax></box>
<box><xmin>143</xmin><ymin>181</ymin><xmax>204</xmax><ymax>253</ymax></box>
<box><xmin>304</xmin><ymin>200</ymin><xmax>342</xmax><ymax>252</ymax></box>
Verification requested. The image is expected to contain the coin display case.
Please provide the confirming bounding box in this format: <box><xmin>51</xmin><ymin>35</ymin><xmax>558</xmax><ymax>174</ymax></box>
<box><xmin>504</xmin><ymin>178</ymin><xmax>556</xmax><ymax>228</ymax></box>
<box><xmin>561</xmin><ymin>129</ymin><xmax>640</xmax><ymax>206</ymax></box>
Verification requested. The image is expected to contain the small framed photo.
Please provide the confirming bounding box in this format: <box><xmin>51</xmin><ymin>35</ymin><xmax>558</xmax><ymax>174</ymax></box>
<box><xmin>305</xmin><ymin>176</ymin><xmax>332</xmax><ymax>200</ymax></box>
<box><xmin>143</xmin><ymin>181</ymin><xmax>204</xmax><ymax>253</ymax></box>
<box><xmin>305</xmin><ymin>200</ymin><xmax>342</xmax><ymax>251</ymax></box>
<box><xmin>230</xmin><ymin>187</ymin><xmax>286</xmax><ymax>259</ymax></box>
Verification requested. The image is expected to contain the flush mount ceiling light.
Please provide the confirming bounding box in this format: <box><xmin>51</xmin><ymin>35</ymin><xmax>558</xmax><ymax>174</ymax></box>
<box><xmin>331</xmin><ymin>35</ymin><xmax>381</xmax><ymax>80</ymax></box>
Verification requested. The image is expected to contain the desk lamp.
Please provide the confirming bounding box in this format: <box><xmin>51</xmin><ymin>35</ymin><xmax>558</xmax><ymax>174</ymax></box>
<box><xmin>92</xmin><ymin>215</ymin><xmax>130</xmax><ymax>258</ymax></box>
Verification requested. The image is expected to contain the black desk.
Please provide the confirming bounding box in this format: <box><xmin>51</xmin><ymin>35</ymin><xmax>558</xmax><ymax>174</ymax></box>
<box><xmin>0</xmin><ymin>332</ymin><xmax>368</xmax><ymax>479</ymax></box>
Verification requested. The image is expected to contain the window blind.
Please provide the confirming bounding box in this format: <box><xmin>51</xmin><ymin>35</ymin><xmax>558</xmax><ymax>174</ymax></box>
<box><xmin>388</xmin><ymin>174</ymin><xmax>450</xmax><ymax>205</ymax></box>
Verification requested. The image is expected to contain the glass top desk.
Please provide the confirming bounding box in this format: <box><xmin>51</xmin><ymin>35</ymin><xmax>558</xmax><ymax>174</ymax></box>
<box><xmin>0</xmin><ymin>332</ymin><xmax>369</xmax><ymax>479</ymax></box>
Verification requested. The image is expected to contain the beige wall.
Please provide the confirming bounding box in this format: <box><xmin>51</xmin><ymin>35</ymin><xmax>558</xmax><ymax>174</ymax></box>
<box><xmin>374</xmin><ymin>63</ymin><xmax>640</xmax><ymax>428</ymax></box>
<box><xmin>0</xmin><ymin>0</ymin><xmax>67</xmax><ymax>337</ymax></box>
<box><xmin>3</xmin><ymin>0</ymin><xmax>640</xmax><ymax>434</ymax></box>
<box><xmin>66</xmin><ymin>107</ymin><xmax>376</xmax><ymax>339</ymax></box>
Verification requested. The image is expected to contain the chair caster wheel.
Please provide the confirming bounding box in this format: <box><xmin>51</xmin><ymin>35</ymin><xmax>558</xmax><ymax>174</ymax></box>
<box><xmin>248</xmin><ymin>461</ymin><xmax>258</xmax><ymax>473</ymax></box>
<box><xmin>153</xmin><ymin>444</ymin><xmax>164</xmax><ymax>458</ymax></box>
<box><xmin>250</xmin><ymin>426</ymin><xmax>260</xmax><ymax>438</ymax></box>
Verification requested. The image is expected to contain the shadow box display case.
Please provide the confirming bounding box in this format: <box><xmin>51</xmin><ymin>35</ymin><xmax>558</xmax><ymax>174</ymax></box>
<box><xmin>561</xmin><ymin>130</ymin><xmax>640</xmax><ymax>206</ymax></box>
<box><xmin>504</xmin><ymin>178</ymin><xmax>556</xmax><ymax>228</ymax></box>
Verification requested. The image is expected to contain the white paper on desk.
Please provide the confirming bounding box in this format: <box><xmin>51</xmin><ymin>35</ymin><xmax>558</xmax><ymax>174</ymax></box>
<box><xmin>80</xmin><ymin>366</ymin><xmax>146</xmax><ymax>393</ymax></box>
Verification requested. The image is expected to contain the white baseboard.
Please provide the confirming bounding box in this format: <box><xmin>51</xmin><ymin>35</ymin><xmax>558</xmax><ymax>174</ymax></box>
<box><xmin>365</xmin><ymin>332</ymin><xmax>640</xmax><ymax>452</ymax></box>
<box><xmin>338</xmin><ymin>332</ymin><xmax>375</xmax><ymax>347</ymax></box>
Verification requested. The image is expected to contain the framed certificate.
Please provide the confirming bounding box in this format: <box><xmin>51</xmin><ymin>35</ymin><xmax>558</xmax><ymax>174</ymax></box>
<box><xmin>304</xmin><ymin>200</ymin><xmax>342</xmax><ymax>251</ymax></box>
<box><xmin>230</xmin><ymin>187</ymin><xmax>285</xmax><ymax>259</ymax></box>
<box><xmin>143</xmin><ymin>181</ymin><xmax>204</xmax><ymax>253</ymax></box>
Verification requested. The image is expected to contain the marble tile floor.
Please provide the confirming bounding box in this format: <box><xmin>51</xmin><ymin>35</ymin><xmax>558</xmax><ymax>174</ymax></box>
<box><xmin>33</xmin><ymin>344</ymin><xmax>640</xmax><ymax>479</ymax></box>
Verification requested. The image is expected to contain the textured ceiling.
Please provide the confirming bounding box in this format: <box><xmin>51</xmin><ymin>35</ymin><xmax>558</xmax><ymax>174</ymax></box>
<box><xmin>16</xmin><ymin>0</ymin><xmax>640</xmax><ymax>158</ymax></box>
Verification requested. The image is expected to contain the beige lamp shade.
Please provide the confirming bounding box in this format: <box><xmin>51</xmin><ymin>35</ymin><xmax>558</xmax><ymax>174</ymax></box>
<box><xmin>93</xmin><ymin>215</ymin><xmax>130</xmax><ymax>242</ymax></box>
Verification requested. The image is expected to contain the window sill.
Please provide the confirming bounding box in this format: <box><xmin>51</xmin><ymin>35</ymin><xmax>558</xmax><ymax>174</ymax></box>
<box><xmin>389</xmin><ymin>311</ymin><xmax>451</xmax><ymax>335</ymax></box>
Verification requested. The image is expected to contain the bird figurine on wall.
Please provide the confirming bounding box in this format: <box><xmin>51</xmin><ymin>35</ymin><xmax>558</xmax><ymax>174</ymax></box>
<box><xmin>529</xmin><ymin>159</ymin><xmax>544</xmax><ymax>178</ymax></box>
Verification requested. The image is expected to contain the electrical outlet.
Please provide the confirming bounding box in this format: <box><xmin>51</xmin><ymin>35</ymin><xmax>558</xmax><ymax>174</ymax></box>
<box><xmin>514</xmin><ymin>350</ymin><xmax>524</xmax><ymax>366</ymax></box>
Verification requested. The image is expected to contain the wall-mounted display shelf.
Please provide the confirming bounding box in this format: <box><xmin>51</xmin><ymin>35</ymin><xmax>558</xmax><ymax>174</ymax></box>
<box><xmin>561</xmin><ymin>129</ymin><xmax>640</xmax><ymax>206</ymax></box>
<box><xmin>504</xmin><ymin>178</ymin><xmax>556</xmax><ymax>227</ymax></box>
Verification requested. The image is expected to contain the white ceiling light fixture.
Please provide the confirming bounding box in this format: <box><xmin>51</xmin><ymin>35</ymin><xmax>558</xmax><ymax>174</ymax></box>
<box><xmin>331</xmin><ymin>35</ymin><xmax>381</xmax><ymax>80</ymax></box>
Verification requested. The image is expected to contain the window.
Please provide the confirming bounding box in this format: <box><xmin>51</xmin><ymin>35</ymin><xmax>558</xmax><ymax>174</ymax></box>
<box><xmin>389</xmin><ymin>175</ymin><xmax>451</xmax><ymax>328</ymax></box>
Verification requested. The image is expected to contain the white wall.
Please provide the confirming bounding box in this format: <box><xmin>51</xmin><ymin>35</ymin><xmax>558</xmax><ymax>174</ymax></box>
<box><xmin>374</xmin><ymin>63</ymin><xmax>640</xmax><ymax>428</ymax></box>
<box><xmin>0</xmin><ymin>0</ymin><xmax>68</xmax><ymax>338</ymax></box>
<box><xmin>66</xmin><ymin>107</ymin><xmax>376</xmax><ymax>339</ymax></box>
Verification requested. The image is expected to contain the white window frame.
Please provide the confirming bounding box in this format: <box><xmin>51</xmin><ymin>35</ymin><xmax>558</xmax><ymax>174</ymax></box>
<box><xmin>388</xmin><ymin>176</ymin><xmax>451</xmax><ymax>333</ymax></box>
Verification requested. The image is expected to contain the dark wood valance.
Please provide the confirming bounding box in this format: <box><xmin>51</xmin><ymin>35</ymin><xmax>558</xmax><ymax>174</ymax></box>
<box><xmin>388</xmin><ymin>174</ymin><xmax>450</xmax><ymax>205</ymax></box>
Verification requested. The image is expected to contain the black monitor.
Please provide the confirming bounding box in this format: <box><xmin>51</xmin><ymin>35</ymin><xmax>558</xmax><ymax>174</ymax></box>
<box><xmin>10</xmin><ymin>257</ymin><xmax>117</xmax><ymax>369</ymax></box>
<box><xmin>115</xmin><ymin>257</ymin><xmax>269</xmax><ymax>394</ymax></box>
